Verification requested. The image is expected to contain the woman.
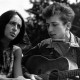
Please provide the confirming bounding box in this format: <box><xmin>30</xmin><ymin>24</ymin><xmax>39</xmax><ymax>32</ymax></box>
<box><xmin>0</xmin><ymin>10</ymin><xmax>30</xmax><ymax>80</ymax></box>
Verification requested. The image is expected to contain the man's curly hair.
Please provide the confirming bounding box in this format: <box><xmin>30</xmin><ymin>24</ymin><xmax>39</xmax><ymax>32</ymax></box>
<box><xmin>42</xmin><ymin>2</ymin><xmax>75</xmax><ymax>24</ymax></box>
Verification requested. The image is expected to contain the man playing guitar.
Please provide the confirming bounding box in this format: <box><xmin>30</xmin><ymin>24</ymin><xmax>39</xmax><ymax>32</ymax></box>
<box><xmin>22</xmin><ymin>2</ymin><xmax>80</xmax><ymax>80</ymax></box>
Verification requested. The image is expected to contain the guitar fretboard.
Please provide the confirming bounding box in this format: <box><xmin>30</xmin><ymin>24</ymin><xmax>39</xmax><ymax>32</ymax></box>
<box><xmin>60</xmin><ymin>69</ymin><xmax>80</xmax><ymax>79</ymax></box>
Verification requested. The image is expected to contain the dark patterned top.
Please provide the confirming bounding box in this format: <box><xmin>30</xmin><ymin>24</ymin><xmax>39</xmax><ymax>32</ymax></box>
<box><xmin>0</xmin><ymin>45</ymin><xmax>20</xmax><ymax>78</ymax></box>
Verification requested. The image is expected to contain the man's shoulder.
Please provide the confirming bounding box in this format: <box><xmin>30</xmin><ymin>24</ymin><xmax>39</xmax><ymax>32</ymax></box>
<box><xmin>76</xmin><ymin>37</ymin><xmax>80</xmax><ymax>46</ymax></box>
<box><xmin>40</xmin><ymin>38</ymin><xmax>52</xmax><ymax>45</ymax></box>
<box><xmin>36</xmin><ymin>38</ymin><xmax>52</xmax><ymax>48</ymax></box>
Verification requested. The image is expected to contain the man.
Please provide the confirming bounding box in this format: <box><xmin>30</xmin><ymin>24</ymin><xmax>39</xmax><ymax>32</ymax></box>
<box><xmin>23</xmin><ymin>2</ymin><xmax>80</xmax><ymax>80</ymax></box>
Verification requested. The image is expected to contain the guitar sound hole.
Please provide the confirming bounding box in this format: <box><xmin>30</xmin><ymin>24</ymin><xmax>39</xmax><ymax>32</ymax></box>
<box><xmin>37</xmin><ymin>69</ymin><xmax>42</xmax><ymax>74</ymax></box>
<box><xmin>49</xmin><ymin>70</ymin><xmax>58</xmax><ymax>80</ymax></box>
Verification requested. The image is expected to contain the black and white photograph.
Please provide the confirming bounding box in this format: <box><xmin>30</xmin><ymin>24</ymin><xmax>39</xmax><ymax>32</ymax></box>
<box><xmin>0</xmin><ymin>0</ymin><xmax>80</xmax><ymax>80</ymax></box>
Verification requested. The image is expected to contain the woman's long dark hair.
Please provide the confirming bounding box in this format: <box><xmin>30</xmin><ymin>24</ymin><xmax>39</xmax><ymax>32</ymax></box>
<box><xmin>0</xmin><ymin>10</ymin><xmax>25</xmax><ymax>66</ymax></box>
<box><xmin>0</xmin><ymin>10</ymin><xmax>25</xmax><ymax>46</ymax></box>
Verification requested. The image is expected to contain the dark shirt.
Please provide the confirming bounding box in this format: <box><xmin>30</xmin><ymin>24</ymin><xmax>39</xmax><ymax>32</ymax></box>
<box><xmin>22</xmin><ymin>32</ymin><xmax>80</xmax><ymax>80</ymax></box>
<box><xmin>23</xmin><ymin>33</ymin><xmax>80</xmax><ymax>64</ymax></box>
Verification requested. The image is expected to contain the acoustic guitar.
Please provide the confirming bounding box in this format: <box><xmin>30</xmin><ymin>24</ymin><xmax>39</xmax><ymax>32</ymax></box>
<box><xmin>0</xmin><ymin>77</ymin><xmax>30</xmax><ymax>80</ymax></box>
<box><xmin>0</xmin><ymin>75</ymin><xmax>30</xmax><ymax>80</ymax></box>
<box><xmin>25</xmin><ymin>55</ymin><xmax>79</xmax><ymax>80</ymax></box>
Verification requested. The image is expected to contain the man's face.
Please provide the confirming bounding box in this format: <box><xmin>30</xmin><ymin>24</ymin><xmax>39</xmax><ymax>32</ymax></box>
<box><xmin>46</xmin><ymin>15</ymin><xmax>67</xmax><ymax>39</ymax></box>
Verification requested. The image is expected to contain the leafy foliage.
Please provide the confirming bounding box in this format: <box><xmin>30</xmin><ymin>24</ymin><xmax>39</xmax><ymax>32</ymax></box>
<box><xmin>70</xmin><ymin>2</ymin><xmax>80</xmax><ymax>37</ymax></box>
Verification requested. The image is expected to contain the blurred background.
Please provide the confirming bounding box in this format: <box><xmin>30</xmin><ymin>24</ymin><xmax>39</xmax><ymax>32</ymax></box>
<box><xmin>0</xmin><ymin>0</ymin><xmax>80</xmax><ymax>55</ymax></box>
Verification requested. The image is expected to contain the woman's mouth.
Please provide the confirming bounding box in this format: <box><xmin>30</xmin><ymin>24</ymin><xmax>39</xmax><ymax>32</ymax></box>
<box><xmin>10</xmin><ymin>32</ymin><xmax>16</xmax><ymax>37</ymax></box>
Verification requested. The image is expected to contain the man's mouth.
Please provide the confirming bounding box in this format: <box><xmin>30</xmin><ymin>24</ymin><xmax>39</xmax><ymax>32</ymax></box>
<box><xmin>49</xmin><ymin>34</ymin><xmax>56</xmax><ymax>37</ymax></box>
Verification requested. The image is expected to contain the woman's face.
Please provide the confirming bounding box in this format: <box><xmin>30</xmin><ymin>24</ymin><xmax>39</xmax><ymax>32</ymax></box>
<box><xmin>4</xmin><ymin>15</ymin><xmax>22</xmax><ymax>41</ymax></box>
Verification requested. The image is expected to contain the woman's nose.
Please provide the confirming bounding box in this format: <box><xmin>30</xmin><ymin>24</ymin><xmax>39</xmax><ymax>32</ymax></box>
<box><xmin>12</xmin><ymin>25</ymin><xmax>18</xmax><ymax>31</ymax></box>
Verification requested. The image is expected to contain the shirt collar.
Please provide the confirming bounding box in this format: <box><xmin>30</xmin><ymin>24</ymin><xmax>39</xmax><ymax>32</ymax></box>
<box><xmin>69</xmin><ymin>32</ymin><xmax>79</xmax><ymax>47</ymax></box>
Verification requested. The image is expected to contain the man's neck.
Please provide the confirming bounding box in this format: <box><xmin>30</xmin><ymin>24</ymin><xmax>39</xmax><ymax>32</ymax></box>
<box><xmin>65</xmin><ymin>31</ymin><xmax>71</xmax><ymax>42</ymax></box>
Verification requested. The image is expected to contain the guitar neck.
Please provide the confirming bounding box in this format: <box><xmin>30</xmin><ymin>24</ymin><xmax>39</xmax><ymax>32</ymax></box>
<box><xmin>60</xmin><ymin>69</ymin><xmax>80</xmax><ymax>79</ymax></box>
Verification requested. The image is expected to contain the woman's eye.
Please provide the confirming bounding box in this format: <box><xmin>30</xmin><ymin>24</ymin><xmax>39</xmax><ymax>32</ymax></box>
<box><xmin>17</xmin><ymin>24</ymin><xmax>21</xmax><ymax>29</ymax></box>
<box><xmin>9</xmin><ymin>21</ymin><xmax>15</xmax><ymax>25</ymax></box>
<box><xmin>9</xmin><ymin>21</ymin><xmax>21</xmax><ymax>29</ymax></box>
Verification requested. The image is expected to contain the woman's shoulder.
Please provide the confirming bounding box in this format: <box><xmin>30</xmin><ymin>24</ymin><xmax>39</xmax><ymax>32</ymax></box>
<box><xmin>13</xmin><ymin>45</ymin><xmax>21</xmax><ymax>51</ymax></box>
<box><xmin>13</xmin><ymin>45</ymin><xmax>22</xmax><ymax>56</ymax></box>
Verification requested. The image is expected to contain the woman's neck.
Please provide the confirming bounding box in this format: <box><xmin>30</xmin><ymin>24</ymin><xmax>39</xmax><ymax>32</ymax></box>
<box><xmin>0</xmin><ymin>38</ymin><xmax>10</xmax><ymax>50</ymax></box>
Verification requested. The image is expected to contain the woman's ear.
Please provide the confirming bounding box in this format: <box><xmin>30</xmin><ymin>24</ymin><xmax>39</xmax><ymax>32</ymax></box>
<box><xmin>66</xmin><ymin>22</ymin><xmax>71</xmax><ymax>31</ymax></box>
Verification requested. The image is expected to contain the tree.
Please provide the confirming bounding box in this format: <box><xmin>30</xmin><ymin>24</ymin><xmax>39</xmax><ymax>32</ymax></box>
<box><xmin>70</xmin><ymin>2</ymin><xmax>80</xmax><ymax>37</ymax></box>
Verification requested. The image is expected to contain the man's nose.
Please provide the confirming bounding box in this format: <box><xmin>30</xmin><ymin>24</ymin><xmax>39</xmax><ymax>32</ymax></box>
<box><xmin>48</xmin><ymin>26</ymin><xmax>53</xmax><ymax>32</ymax></box>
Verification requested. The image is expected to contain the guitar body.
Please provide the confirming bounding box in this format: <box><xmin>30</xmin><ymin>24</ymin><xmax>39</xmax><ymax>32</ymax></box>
<box><xmin>25</xmin><ymin>55</ymin><xmax>78</xmax><ymax>80</ymax></box>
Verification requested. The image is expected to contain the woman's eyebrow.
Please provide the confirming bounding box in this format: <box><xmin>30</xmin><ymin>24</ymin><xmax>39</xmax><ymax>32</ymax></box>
<box><xmin>51</xmin><ymin>22</ymin><xmax>57</xmax><ymax>24</ymax></box>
